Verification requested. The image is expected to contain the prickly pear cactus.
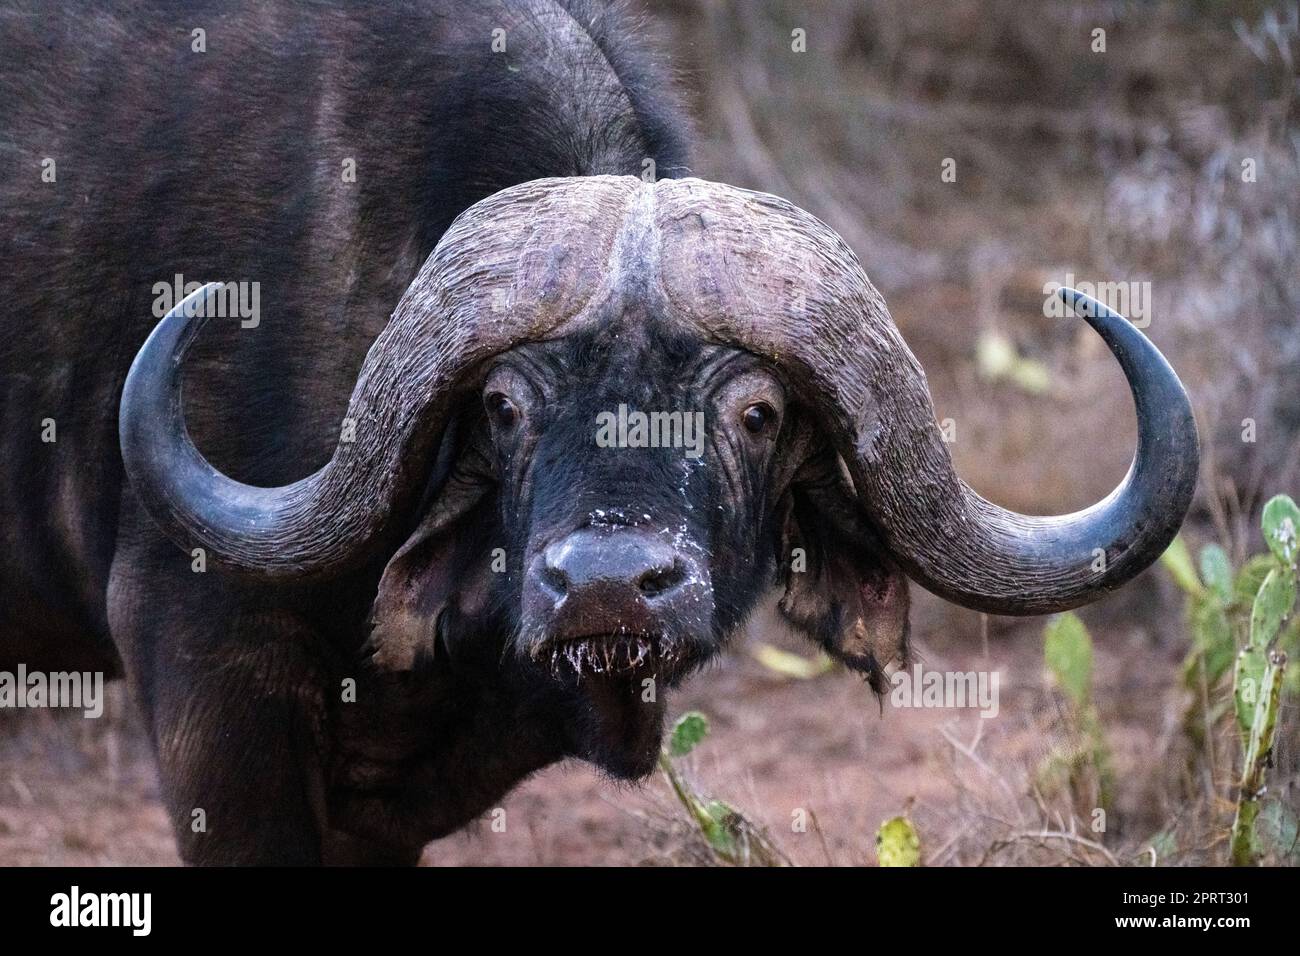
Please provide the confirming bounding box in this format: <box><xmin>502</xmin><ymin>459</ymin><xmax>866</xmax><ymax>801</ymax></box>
<box><xmin>1228</xmin><ymin>495</ymin><xmax>1297</xmax><ymax>865</ymax></box>
<box><xmin>876</xmin><ymin>815</ymin><xmax>921</xmax><ymax>867</ymax></box>
<box><xmin>1262</xmin><ymin>495</ymin><xmax>1299</xmax><ymax>565</ymax></box>
<box><xmin>1039</xmin><ymin>612</ymin><xmax>1114</xmax><ymax>813</ymax></box>
<box><xmin>658</xmin><ymin>711</ymin><xmax>789</xmax><ymax>866</ymax></box>
<box><xmin>1234</xmin><ymin>563</ymin><xmax>1294</xmax><ymax>738</ymax></box>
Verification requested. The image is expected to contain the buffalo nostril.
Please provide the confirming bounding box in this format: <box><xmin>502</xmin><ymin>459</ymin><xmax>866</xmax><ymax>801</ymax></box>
<box><xmin>539</xmin><ymin>565</ymin><xmax>568</xmax><ymax>599</ymax></box>
<box><xmin>539</xmin><ymin>530</ymin><xmax>690</xmax><ymax>608</ymax></box>
<box><xmin>638</xmin><ymin>561</ymin><xmax>684</xmax><ymax>598</ymax></box>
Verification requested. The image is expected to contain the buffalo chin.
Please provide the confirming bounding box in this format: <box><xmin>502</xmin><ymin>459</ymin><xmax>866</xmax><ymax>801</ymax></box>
<box><xmin>565</xmin><ymin>672</ymin><xmax>668</xmax><ymax>780</ymax></box>
<box><xmin>542</xmin><ymin>636</ymin><xmax>711</xmax><ymax>781</ymax></box>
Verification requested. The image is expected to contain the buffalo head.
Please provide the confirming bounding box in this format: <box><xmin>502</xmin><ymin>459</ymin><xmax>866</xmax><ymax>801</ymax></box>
<box><xmin>119</xmin><ymin>176</ymin><xmax>1199</xmax><ymax>778</ymax></box>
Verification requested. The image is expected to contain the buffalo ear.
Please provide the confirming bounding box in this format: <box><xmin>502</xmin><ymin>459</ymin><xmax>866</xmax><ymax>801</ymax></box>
<box><xmin>776</xmin><ymin>458</ymin><xmax>910</xmax><ymax>693</ymax></box>
<box><xmin>365</xmin><ymin>419</ymin><xmax>497</xmax><ymax>673</ymax></box>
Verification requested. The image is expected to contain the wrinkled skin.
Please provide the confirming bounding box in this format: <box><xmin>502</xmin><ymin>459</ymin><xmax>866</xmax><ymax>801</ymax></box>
<box><xmin>315</xmin><ymin>319</ymin><xmax>910</xmax><ymax>855</ymax></box>
<box><xmin>365</xmin><ymin>316</ymin><xmax>909</xmax><ymax>790</ymax></box>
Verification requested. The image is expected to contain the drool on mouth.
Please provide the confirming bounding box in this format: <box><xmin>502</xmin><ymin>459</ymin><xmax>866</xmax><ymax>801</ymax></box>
<box><xmin>531</xmin><ymin>632</ymin><xmax>693</xmax><ymax>679</ymax></box>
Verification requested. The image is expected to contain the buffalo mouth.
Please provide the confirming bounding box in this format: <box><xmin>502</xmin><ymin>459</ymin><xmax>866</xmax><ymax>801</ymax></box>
<box><xmin>531</xmin><ymin>632</ymin><xmax>705</xmax><ymax>684</ymax></box>
<box><xmin>534</xmin><ymin>632</ymin><xmax>706</xmax><ymax>781</ymax></box>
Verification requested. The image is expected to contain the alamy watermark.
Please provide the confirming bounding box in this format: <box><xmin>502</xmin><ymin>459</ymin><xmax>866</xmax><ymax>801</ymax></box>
<box><xmin>889</xmin><ymin>663</ymin><xmax>1000</xmax><ymax>718</ymax></box>
<box><xmin>595</xmin><ymin>404</ymin><xmax>705</xmax><ymax>459</ymax></box>
<box><xmin>50</xmin><ymin>886</ymin><xmax>151</xmax><ymax>936</ymax></box>
<box><xmin>0</xmin><ymin>664</ymin><xmax>104</xmax><ymax>718</ymax></box>
<box><xmin>1043</xmin><ymin>273</ymin><xmax>1151</xmax><ymax>328</ymax></box>
<box><xmin>152</xmin><ymin>274</ymin><xmax>261</xmax><ymax>328</ymax></box>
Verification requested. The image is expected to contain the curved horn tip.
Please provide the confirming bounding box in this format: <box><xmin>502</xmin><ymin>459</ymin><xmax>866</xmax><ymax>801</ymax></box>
<box><xmin>1058</xmin><ymin>286</ymin><xmax>1124</xmax><ymax>323</ymax></box>
<box><xmin>179</xmin><ymin>281</ymin><xmax>225</xmax><ymax>318</ymax></box>
<box><xmin>864</xmin><ymin>282</ymin><xmax>1199</xmax><ymax>616</ymax></box>
<box><xmin>142</xmin><ymin>283</ymin><xmax>228</xmax><ymax>352</ymax></box>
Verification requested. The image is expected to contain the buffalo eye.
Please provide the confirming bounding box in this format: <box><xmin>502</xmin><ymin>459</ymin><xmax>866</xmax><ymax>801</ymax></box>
<box><xmin>486</xmin><ymin>392</ymin><xmax>518</xmax><ymax>429</ymax></box>
<box><xmin>742</xmin><ymin>402</ymin><xmax>775</xmax><ymax>435</ymax></box>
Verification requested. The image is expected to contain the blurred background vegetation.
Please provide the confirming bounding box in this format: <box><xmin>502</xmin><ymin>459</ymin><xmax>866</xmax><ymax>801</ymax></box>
<box><xmin>654</xmin><ymin>0</ymin><xmax>1297</xmax><ymax>539</ymax></box>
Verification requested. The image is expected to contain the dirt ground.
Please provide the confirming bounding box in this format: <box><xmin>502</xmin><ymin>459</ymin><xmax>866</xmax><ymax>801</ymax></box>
<box><xmin>0</xmin><ymin>587</ymin><xmax>1203</xmax><ymax>867</ymax></box>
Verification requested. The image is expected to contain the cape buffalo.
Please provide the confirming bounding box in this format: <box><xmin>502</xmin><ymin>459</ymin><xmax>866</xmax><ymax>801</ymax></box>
<box><xmin>0</xmin><ymin>0</ymin><xmax>1198</xmax><ymax>864</ymax></box>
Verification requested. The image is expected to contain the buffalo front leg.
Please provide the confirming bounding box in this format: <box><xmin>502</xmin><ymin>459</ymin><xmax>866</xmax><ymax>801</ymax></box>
<box><xmin>152</xmin><ymin>631</ymin><xmax>331</xmax><ymax>865</ymax></box>
<box><xmin>109</xmin><ymin>541</ymin><xmax>334</xmax><ymax>864</ymax></box>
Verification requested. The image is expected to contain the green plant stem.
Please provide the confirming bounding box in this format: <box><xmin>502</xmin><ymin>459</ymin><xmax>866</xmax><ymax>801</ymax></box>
<box><xmin>1229</xmin><ymin>650</ymin><xmax>1287</xmax><ymax>865</ymax></box>
<box><xmin>657</xmin><ymin>751</ymin><xmax>713</xmax><ymax>839</ymax></box>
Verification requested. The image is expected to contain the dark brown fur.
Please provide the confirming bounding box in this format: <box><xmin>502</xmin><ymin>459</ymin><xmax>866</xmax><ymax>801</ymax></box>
<box><xmin>0</xmin><ymin>0</ymin><xmax>694</xmax><ymax>864</ymax></box>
